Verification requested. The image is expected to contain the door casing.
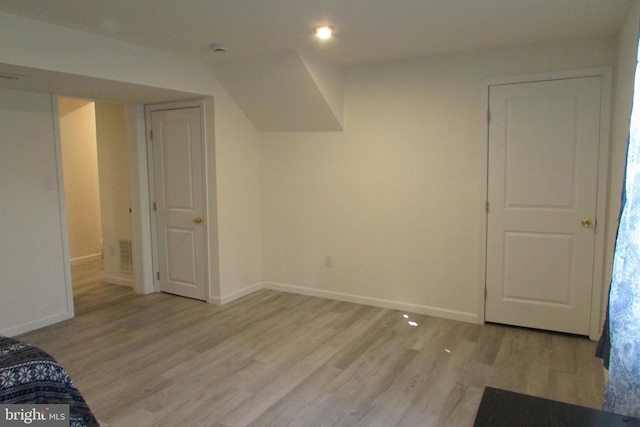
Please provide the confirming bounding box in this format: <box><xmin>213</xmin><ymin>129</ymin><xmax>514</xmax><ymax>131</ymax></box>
<box><xmin>145</xmin><ymin>99</ymin><xmax>209</xmax><ymax>300</ymax></box>
<box><xmin>480</xmin><ymin>68</ymin><xmax>612</xmax><ymax>340</ymax></box>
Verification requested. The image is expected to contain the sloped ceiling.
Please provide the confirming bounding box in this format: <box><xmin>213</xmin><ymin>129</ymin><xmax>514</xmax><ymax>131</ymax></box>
<box><xmin>210</xmin><ymin>50</ymin><xmax>343</xmax><ymax>132</ymax></box>
<box><xmin>0</xmin><ymin>0</ymin><xmax>632</xmax><ymax>131</ymax></box>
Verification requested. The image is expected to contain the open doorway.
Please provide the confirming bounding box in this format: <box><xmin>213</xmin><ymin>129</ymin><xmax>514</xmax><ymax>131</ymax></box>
<box><xmin>58</xmin><ymin>98</ymin><xmax>135</xmax><ymax>310</ymax></box>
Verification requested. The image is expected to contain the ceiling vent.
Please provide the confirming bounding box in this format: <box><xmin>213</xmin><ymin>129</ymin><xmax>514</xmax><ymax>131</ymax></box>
<box><xmin>0</xmin><ymin>72</ymin><xmax>23</xmax><ymax>80</ymax></box>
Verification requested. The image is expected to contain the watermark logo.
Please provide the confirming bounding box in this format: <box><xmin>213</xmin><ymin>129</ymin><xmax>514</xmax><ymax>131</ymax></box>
<box><xmin>0</xmin><ymin>405</ymin><xmax>68</xmax><ymax>426</ymax></box>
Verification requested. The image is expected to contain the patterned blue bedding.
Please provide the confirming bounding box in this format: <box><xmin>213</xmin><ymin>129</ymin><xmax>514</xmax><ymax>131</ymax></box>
<box><xmin>0</xmin><ymin>336</ymin><xmax>99</xmax><ymax>427</ymax></box>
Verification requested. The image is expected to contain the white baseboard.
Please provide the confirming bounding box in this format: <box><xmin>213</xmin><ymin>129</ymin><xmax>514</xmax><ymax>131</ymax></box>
<box><xmin>1</xmin><ymin>311</ymin><xmax>73</xmax><ymax>337</ymax></box>
<box><xmin>104</xmin><ymin>274</ymin><xmax>134</xmax><ymax>288</ymax></box>
<box><xmin>263</xmin><ymin>281</ymin><xmax>479</xmax><ymax>324</ymax></box>
<box><xmin>210</xmin><ymin>282</ymin><xmax>263</xmax><ymax>305</ymax></box>
<box><xmin>70</xmin><ymin>253</ymin><xmax>102</xmax><ymax>266</ymax></box>
<box><xmin>207</xmin><ymin>280</ymin><xmax>479</xmax><ymax>324</ymax></box>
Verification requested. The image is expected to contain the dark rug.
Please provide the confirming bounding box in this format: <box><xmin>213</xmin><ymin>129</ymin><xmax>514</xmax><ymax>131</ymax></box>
<box><xmin>473</xmin><ymin>386</ymin><xmax>640</xmax><ymax>427</ymax></box>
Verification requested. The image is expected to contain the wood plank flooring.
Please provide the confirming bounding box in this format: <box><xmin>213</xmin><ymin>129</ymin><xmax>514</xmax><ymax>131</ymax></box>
<box><xmin>16</xmin><ymin>261</ymin><xmax>606</xmax><ymax>426</ymax></box>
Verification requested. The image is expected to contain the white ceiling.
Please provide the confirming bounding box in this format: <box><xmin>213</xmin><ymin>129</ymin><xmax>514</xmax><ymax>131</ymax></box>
<box><xmin>0</xmin><ymin>0</ymin><xmax>632</xmax><ymax>128</ymax></box>
<box><xmin>0</xmin><ymin>0</ymin><xmax>632</xmax><ymax>66</ymax></box>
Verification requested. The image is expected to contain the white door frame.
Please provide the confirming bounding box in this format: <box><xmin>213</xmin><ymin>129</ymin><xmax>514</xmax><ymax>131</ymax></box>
<box><xmin>53</xmin><ymin>99</ymin><xmax>209</xmax><ymax>305</ymax></box>
<box><xmin>53</xmin><ymin>102</ymin><xmax>154</xmax><ymax>300</ymax></box>
<box><xmin>128</xmin><ymin>104</ymin><xmax>156</xmax><ymax>295</ymax></box>
<box><xmin>143</xmin><ymin>99</ymin><xmax>209</xmax><ymax>298</ymax></box>
<box><xmin>479</xmin><ymin>67</ymin><xmax>612</xmax><ymax>340</ymax></box>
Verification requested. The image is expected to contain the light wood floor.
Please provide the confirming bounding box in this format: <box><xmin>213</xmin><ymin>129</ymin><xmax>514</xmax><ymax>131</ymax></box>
<box><xmin>17</xmin><ymin>261</ymin><xmax>605</xmax><ymax>426</ymax></box>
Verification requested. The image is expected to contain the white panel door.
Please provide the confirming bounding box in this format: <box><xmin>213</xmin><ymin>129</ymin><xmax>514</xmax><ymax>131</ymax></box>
<box><xmin>151</xmin><ymin>107</ymin><xmax>207</xmax><ymax>301</ymax></box>
<box><xmin>486</xmin><ymin>77</ymin><xmax>601</xmax><ymax>335</ymax></box>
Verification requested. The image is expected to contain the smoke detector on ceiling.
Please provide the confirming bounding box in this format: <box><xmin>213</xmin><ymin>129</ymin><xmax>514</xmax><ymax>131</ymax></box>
<box><xmin>209</xmin><ymin>43</ymin><xmax>228</xmax><ymax>53</ymax></box>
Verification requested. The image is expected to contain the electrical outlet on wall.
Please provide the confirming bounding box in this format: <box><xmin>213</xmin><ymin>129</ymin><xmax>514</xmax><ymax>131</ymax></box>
<box><xmin>325</xmin><ymin>254</ymin><xmax>333</xmax><ymax>268</ymax></box>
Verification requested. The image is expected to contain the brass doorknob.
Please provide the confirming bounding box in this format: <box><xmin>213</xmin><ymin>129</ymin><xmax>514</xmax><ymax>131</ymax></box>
<box><xmin>581</xmin><ymin>218</ymin><xmax>592</xmax><ymax>228</ymax></box>
<box><xmin>193</xmin><ymin>216</ymin><xmax>203</xmax><ymax>224</ymax></box>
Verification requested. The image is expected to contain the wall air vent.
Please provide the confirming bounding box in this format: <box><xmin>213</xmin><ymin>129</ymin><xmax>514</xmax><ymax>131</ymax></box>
<box><xmin>119</xmin><ymin>239</ymin><xmax>133</xmax><ymax>273</ymax></box>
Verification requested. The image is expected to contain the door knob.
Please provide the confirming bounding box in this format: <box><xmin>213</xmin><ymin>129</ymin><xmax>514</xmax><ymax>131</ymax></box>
<box><xmin>581</xmin><ymin>218</ymin><xmax>592</xmax><ymax>228</ymax></box>
<box><xmin>193</xmin><ymin>216</ymin><xmax>203</xmax><ymax>224</ymax></box>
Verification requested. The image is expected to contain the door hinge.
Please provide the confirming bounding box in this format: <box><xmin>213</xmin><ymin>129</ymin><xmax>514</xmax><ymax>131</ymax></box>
<box><xmin>486</xmin><ymin>201</ymin><xmax>490</xmax><ymax>213</ymax></box>
<box><xmin>149</xmin><ymin>130</ymin><xmax>153</xmax><ymax>140</ymax></box>
<box><xmin>153</xmin><ymin>202</ymin><xmax>157</xmax><ymax>211</ymax></box>
<box><xmin>157</xmin><ymin>271</ymin><xmax>160</xmax><ymax>281</ymax></box>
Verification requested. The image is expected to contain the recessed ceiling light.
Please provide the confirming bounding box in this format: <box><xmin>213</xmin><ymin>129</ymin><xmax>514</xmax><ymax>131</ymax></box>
<box><xmin>314</xmin><ymin>25</ymin><xmax>334</xmax><ymax>39</ymax></box>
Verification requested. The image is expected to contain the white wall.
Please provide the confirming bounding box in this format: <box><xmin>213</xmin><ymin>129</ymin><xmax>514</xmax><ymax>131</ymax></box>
<box><xmin>95</xmin><ymin>102</ymin><xmax>133</xmax><ymax>286</ymax></box>
<box><xmin>210</xmin><ymin>95</ymin><xmax>263</xmax><ymax>303</ymax></box>
<box><xmin>0</xmin><ymin>12</ymin><xmax>264</xmax><ymax>332</ymax></box>
<box><xmin>0</xmin><ymin>89</ymin><xmax>72</xmax><ymax>336</ymax></box>
<box><xmin>260</xmin><ymin>37</ymin><xmax>619</xmax><ymax>322</ymax></box>
<box><xmin>1</xmin><ymin>6</ymin><xmax>634</xmax><ymax>335</ymax></box>
<box><xmin>58</xmin><ymin>98</ymin><xmax>102</xmax><ymax>264</ymax></box>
